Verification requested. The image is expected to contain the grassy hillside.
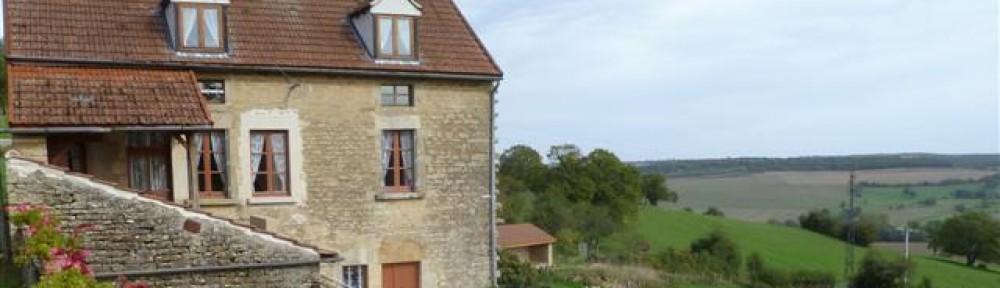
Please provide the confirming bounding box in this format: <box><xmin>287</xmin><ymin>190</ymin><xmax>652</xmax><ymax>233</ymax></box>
<box><xmin>669</xmin><ymin>168</ymin><xmax>998</xmax><ymax>224</ymax></box>
<box><xmin>608</xmin><ymin>208</ymin><xmax>1000</xmax><ymax>288</ymax></box>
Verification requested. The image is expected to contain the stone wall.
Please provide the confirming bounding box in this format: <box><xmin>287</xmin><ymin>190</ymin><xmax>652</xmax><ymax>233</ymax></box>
<box><xmin>191</xmin><ymin>73</ymin><xmax>495</xmax><ymax>288</ymax></box>
<box><xmin>6</xmin><ymin>156</ymin><xmax>326</xmax><ymax>287</ymax></box>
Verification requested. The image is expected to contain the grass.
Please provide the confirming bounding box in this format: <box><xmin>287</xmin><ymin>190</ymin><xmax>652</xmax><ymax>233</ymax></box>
<box><xmin>669</xmin><ymin>168</ymin><xmax>998</xmax><ymax>225</ymax></box>
<box><xmin>606</xmin><ymin>207</ymin><xmax>1000</xmax><ymax>288</ymax></box>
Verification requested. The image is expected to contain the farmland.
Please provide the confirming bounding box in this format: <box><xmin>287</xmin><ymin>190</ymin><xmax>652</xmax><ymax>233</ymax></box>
<box><xmin>606</xmin><ymin>207</ymin><xmax>1000</xmax><ymax>288</ymax></box>
<box><xmin>668</xmin><ymin>168</ymin><xmax>998</xmax><ymax>225</ymax></box>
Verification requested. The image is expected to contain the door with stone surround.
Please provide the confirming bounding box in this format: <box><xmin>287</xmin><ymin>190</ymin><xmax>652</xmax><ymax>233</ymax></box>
<box><xmin>382</xmin><ymin>262</ymin><xmax>419</xmax><ymax>288</ymax></box>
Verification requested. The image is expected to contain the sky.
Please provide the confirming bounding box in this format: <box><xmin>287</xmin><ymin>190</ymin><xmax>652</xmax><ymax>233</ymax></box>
<box><xmin>454</xmin><ymin>0</ymin><xmax>1000</xmax><ymax>160</ymax></box>
<box><xmin>1</xmin><ymin>1</ymin><xmax>997</xmax><ymax>161</ymax></box>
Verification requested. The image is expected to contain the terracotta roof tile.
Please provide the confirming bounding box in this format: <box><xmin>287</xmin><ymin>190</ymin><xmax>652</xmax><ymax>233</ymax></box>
<box><xmin>5</xmin><ymin>0</ymin><xmax>502</xmax><ymax>77</ymax></box>
<box><xmin>498</xmin><ymin>224</ymin><xmax>557</xmax><ymax>249</ymax></box>
<box><xmin>6</xmin><ymin>64</ymin><xmax>212</xmax><ymax>127</ymax></box>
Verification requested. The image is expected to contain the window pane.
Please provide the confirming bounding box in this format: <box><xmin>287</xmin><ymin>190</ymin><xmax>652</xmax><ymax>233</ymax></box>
<box><xmin>382</xmin><ymin>95</ymin><xmax>396</xmax><ymax>105</ymax></box>
<box><xmin>381</xmin><ymin>85</ymin><xmax>395</xmax><ymax>96</ymax></box>
<box><xmin>181</xmin><ymin>7</ymin><xmax>199</xmax><ymax>47</ymax></box>
<box><xmin>397</xmin><ymin>18</ymin><xmax>412</xmax><ymax>56</ymax></box>
<box><xmin>131</xmin><ymin>156</ymin><xmax>149</xmax><ymax>190</ymax></box>
<box><xmin>397</xmin><ymin>95</ymin><xmax>410</xmax><ymax>106</ymax></box>
<box><xmin>203</xmin><ymin>8</ymin><xmax>221</xmax><ymax>48</ymax></box>
<box><xmin>378</xmin><ymin>17</ymin><xmax>394</xmax><ymax>55</ymax></box>
<box><xmin>396</xmin><ymin>85</ymin><xmax>410</xmax><ymax>95</ymax></box>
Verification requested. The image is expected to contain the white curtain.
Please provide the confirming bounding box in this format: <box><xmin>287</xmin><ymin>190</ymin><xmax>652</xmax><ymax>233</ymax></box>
<box><xmin>182</xmin><ymin>8</ymin><xmax>199</xmax><ymax>47</ymax></box>
<box><xmin>401</xmin><ymin>131</ymin><xmax>414</xmax><ymax>186</ymax></box>
<box><xmin>398</xmin><ymin>18</ymin><xmax>412</xmax><ymax>56</ymax></box>
<box><xmin>381</xmin><ymin>132</ymin><xmax>392</xmax><ymax>183</ymax></box>
<box><xmin>210</xmin><ymin>132</ymin><xmax>226</xmax><ymax>189</ymax></box>
<box><xmin>192</xmin><ymin>133</ymin><xmax>203</xmax><ymax>171</ymax></box>
<box><xmin>151</xmin><ymin>156</ymin><xmax>168</xmax><ymax>191</ymax></box>
<box><xmin>378</xmin><ymin>18</ymin><xmax>394</xmax><ymax>54</ymax></box>
<box><xmin>250</xmin><ymin>134</ymin><xmax>265</xmax><ymax>185</ymax></box>
<box><xmin>203</xmin><ymin>8</ymin><xmax>220</xmax><ymax>48</ymax></box>
<box><xmin>130</xmin><ymin>157</ymin><xmax>148</xmax><ymax>190</ymax></box>
<box><xmin>271</xmin><ymin>134</ymin><xmax>287</xmax><ymax>191</ymax></box>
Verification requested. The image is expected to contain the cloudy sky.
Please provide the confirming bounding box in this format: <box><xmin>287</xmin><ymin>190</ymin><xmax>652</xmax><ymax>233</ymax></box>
<box><xmin>1</xmin><ymin>1</ymin><xmax>996</xmax><ymax>160</ymax></box>
<box><xmin>455</xmin><ymin>0</ymin><xmax>999</xmax><ymax>160</ymax></box>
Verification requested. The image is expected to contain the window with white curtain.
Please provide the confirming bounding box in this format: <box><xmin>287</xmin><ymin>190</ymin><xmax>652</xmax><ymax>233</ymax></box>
<box><xmin>193</xmin><ymin>131</ymin><xmax>228</xmax><ymax>199</ymax></box>
<box><xmin>342</xmin><ymin>265</ymin><xmax>367</xmax><ymax>288</ymax></box>
<box><xmin>250</xmin><ymin>131</ymin><xmax>289</xmax><ymax>196</ymax></box>
<box><xmin>375</xmin><ymin>15</ymin><xmax>416</xmax><ymax>59</ymax></box>
<box><xmin>177</xmin><ymin>3</ymin><xmax>226</xmax><ymax>52</ymax></box>
<box><xmin>382</xmin><ymin>130</ymin><xmax>415</xmax><ymax>192</ymax></box>
<box><xmin>127</xmin><ymin>132</ymin><xmax>173</xmax><ymax>200</ymax></box>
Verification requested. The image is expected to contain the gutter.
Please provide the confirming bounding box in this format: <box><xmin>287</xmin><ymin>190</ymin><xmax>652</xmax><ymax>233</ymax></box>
<box><xmin>7</xmin><ymin>56</ymin><xmax>504</xmax><ymax>82</ymax></box>
<box><xmin>0</xmin><ymin>125</ymin><xmax>214</xmax><ymax>134</ymax></box>
<box><xmin>487</xmin><ymin>80</ymin><xmax>500</xmax><ymax>285</ymax></box>
<box><xmin>92</xmin><ymin>257</ymin><xmax>340</xmax><ymax>279</ymax></box>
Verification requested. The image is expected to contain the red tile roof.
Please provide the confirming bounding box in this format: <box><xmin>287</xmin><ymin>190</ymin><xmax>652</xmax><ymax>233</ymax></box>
<box><xmin>4</xmin><ymin>0</ymin><xmax>502</xmax><ymax>77</ymax></box>
<box><xmin>498</xmin><ymin>224</ymin><xmax>557</xmax><ymax>249</ymax></box>
<box><xmin>6</xmin><ymin>64</ymin><xmax>212</xmax><ymax>127</ymax></box>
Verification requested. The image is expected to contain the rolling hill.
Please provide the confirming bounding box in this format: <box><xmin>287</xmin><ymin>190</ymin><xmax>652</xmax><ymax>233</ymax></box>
<box><xmin>608</xmin><ymin>207</ymin><xmax>1000</xmax><ymax>288</ymax></box>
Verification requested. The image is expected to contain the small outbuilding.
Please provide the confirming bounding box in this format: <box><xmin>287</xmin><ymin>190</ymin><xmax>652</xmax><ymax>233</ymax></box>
<box><xmin>498</xmin><ymin>223</ymin><xmax>557</xmax><ymax>267</ymax></box>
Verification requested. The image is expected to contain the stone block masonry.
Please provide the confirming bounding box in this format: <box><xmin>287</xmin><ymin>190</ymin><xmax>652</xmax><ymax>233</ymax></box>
<box><xmin>5</xmin><ymin>156</ymin><xmax>336</xmax><ymax>287</ymax></box>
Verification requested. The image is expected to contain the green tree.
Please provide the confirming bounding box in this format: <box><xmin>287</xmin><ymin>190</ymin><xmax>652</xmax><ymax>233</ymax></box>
<box><xmin>641</xmin><ymin>173</ymin><xmax>677</xmax><ymax>206</ymax></box>
<box><xmin>851</xmin><ymin>251</ymin><xmax>911</xmax><ymax>288</ymax></box>
<box><xmin>704</xmin><ymin>206</ymin><xmax>725</xmax><ymax>217</ymax></box>
<box><xmin>498</xmin><ymin>145</ymin><xmax>548</xmax><ymax>192</ymax></box>
<box><xmin>928</xmin><ymin>211</ymin><xmax>1000</xmax><ymax>266</ymax></box>
<box><xmin>690</xmin><ymin>230</ymin><xmax>742</xmax><ymax>276</ymax></box>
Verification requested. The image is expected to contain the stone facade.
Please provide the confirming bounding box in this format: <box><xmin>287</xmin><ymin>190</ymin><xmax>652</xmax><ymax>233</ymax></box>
<box><xmin>7</xmin><ymin>73</ymin><xmax>497</xmax><ymax>288</ymax></box>
<box><xmin>195</xmin><ymin>74</ymin><xmax>495</xmax><ymax>288</ymax></box>
<box><xmin>6</xmin><ymin>157</ymin><xmax>326</xmax><ymax>287</ymax></box>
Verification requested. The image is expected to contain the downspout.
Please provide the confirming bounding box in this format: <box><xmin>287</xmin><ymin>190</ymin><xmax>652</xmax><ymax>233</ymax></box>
<box><xmin>487</xmin><ymin>80</ymin><xmax>501</xmax><ymax>286</ymax></box>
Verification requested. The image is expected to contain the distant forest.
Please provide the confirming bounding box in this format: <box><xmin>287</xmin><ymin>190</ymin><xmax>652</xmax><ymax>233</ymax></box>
<box><xmin>635</xmin><ymin>154</ymin><xmax>1000</xmax><ymax>177</ymax></box>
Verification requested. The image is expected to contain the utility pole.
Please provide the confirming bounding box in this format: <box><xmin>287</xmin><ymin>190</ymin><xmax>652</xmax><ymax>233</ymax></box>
<box><xmin>844</xmin><ymin>171</ymin><xmax>857</xmax><ymax>283</ymax></box>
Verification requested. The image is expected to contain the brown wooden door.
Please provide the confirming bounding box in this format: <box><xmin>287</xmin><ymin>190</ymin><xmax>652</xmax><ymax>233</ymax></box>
<box><xmin>382</xmin><ymin>262</ymin><xmax>419</xmax><ymax>288</ymax></box>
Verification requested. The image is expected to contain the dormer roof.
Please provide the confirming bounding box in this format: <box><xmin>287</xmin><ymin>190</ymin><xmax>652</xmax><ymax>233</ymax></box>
<box><xmin>4</xmin><ymin>0</ymin><xmax>501</xmax><ymax>78</ymax></box>
<box><xmin>369</xmin><ymin>0</ymin><xmax>422</xmax><ymax>16</ymax></box>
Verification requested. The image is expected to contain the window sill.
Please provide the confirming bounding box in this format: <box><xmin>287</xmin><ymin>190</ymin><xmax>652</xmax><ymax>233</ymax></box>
<box><xmin>375</xmin><ymin>192</ymin><xmax>423</xmax><ymax>201</ymax></box>
<box><xmin>187</xmin><ymin>198</ymin><xmax>238</xmax><ymax>207</ymax></box>
<box><xmin>247</xmin><ymin>197</ymin><xmax>298</xmax><ymax>205</ymax></box>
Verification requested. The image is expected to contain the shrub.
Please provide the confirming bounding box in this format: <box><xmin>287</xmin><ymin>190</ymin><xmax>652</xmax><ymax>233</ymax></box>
<box><xmin>851</xmin><ymin>251</ymin><xmax>912</xmax><ymax>288</ymax></box>
<box><xmin>703</xmin><ymin>207</ymin><xmax>725</xmax><ymax>217</ymax></box>
<box><xmin>690</xmin><ymin>230</ymin><xmax>741</xmax><ymax>276</ymax></box>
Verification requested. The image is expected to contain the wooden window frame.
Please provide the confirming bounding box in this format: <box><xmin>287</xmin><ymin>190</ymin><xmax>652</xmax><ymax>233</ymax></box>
<box><xmin>176</xmin><ymin>3</ymin><xmax>227</xmax><ymax>53</ymax></box>
<box><xmin>383</xmin><ymin>130</ymin><xmax>415</xmax><ymax>193</ymax></box>
<box><xmin>198</xmin><ymin>79</ymin><xmax>226</xmax><ymax>104</ymax></box>
<box><xmin>374</xmin><ymin>15</ymin><xmax>418</xmax><ymax>60</ymax></box>
<box><xmin>380</xmin><ymin>84</ymin><xmax>413</xmax><ymax>107</ymax></box>
<box><xmin>126</xmin><ymin>132</ymin><xmax>174</xmax><ymax>200</ymax></box>
<box><xmin>194</xmin><ymin>131</ymin><xmax>229</xmax><ymax>199</ymax></box>
<box><xmin>251</xmin><ymin>130</ymin><xmax>291</xmax><ymax>197</ymax></box>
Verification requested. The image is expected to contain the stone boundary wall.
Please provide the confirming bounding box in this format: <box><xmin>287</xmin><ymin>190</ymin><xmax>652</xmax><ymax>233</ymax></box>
<box><xmin>5</xmin><ymin>156</ymin><xmax>330</xmax><ymax>287</ymax></box>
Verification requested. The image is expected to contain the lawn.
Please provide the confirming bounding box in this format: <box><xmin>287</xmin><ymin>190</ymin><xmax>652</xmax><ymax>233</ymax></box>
<box><xmin>606</xmin><ymin>207</ymin><xmax>1000</xmax><ymax>288</ymax></box>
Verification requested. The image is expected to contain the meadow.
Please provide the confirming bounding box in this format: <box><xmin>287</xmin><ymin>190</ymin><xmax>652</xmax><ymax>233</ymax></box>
<box><xmin>607</xmin><ymin>207</ymin><xmax>1000</xmax><ymax>288</ymax></box>
<box><xmin>668</xmin><ymin>168</ymin><xmax>997</xmax><ymax>225</ymax></box>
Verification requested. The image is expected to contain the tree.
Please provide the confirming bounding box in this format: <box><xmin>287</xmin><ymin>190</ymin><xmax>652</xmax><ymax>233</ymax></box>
<box><xmin>641</xmin><ymin>173</ymin><xmax>677</xmax><ymax>206</ymax></box>
<box><xmin>928</xmin><ymin>211</ymin><xmax>1000</xmax><ymax>266</ymax></box>
<box><xmin>690</xmin><ymin>230</ymin><xmax>741</xmax><ymax>276</ymax></box>
<box><xmin>798</xmin><ymin>209</ymin><xmax>841</xmax><ymax>236</ymax></box>
<box><xmin>704</xmin><ymin>207</ymin><xmax>725</xmax><ymax>217</ymax></box>
<box><xmin>498</xmin><ymin>145</ymin><xmax>548</xmax><ymax>192</ymax></box>
<box><xmin>746</xmin><ymin>252</ymin><xmax>765</xmax><ymax>286</ymax></box>
<box><xmin>851</xmin><ymin>251</ymin><xmax>911</xmax><ymax>288</ymax></box>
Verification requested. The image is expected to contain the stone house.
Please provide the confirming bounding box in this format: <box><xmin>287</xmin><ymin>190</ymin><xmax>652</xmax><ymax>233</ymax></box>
<box><xmin>3</xmin><ymin>0</ymin><xmax>502</xmax><ymax>287</ymax></box>
<box><xmin>498</xmin><ymin>224</ymin><xmax>556</xmax><ymax>268</ymax></box>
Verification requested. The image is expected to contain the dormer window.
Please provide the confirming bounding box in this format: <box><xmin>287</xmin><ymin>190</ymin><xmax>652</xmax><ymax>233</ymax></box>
<box><xmin>168</xmin><ymin>1</ymin><xmax>227</xmax><ymax>53</ymax></box>
<box><xmin>376</xmin><ymin>16</ymin><xmax>416</xmax><ymax>59</ymax></box>
<box><xmin>351</xmin><ymin>0</ymin><xmax>423</xmax><ymax>61</ymax></box>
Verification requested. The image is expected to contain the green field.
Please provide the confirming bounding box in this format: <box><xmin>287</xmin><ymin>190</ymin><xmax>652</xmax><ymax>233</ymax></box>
<box><xmin>669</xmin><ymin>168</ymin><xmax>998</xmax><ymax>225</ymax></box>
<box><xmin>607</xmin><ymin>207</ymin><xmax>1000</xmax><ymax>288</ymax></box>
